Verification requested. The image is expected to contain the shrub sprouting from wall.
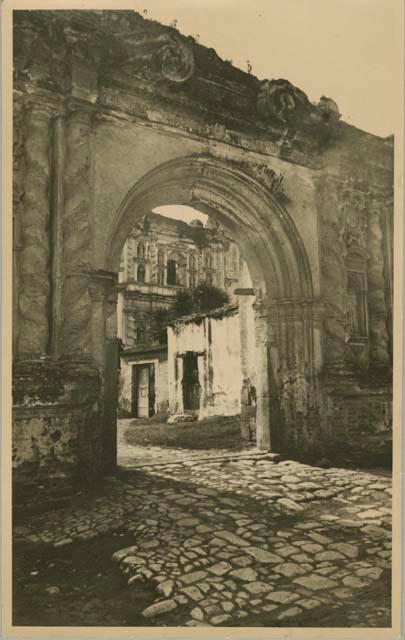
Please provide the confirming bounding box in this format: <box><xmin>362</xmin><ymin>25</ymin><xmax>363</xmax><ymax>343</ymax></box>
<box><xmin>150</xmin><ymin>284</ymin><xmax>230</xmax><ymax>344</ymax></box>
<box><xmin>187</xmin><ymin>283</ymin><xmax>229</xmax><ymax>314</ymax></box>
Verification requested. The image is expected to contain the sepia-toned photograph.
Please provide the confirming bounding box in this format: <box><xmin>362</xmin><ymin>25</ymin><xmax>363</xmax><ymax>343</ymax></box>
<box><xmin>2</xmin><ymin>0</ymin><xmax>403</xmax><ymax>637</ymax></box>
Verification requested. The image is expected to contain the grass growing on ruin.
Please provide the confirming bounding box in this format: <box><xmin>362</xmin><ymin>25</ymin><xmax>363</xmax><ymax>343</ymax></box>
<box><xmin>123</xmin><ymin>415</ymin><xmax>246</xmax><ymax>450</ymax></box>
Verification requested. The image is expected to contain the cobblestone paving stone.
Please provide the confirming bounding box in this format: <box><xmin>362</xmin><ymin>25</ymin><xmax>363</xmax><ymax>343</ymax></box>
<box><xmin>14</xmin><ymin>454</ymin><xmax>392</xmax><ymax>628</ymax></box>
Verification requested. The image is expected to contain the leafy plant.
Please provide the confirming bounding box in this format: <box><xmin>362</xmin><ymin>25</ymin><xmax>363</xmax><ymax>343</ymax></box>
<box><xmin>189</xmin><ymin>283</ymin><xmax>229</xmax><ymax>314</ymax></box>
<box><xmin>150</xmin><ymin>284</ymin><xmax>230</xmax><ymax>344</ymax></box>
<box><xmin>174</xmin><ymin>289</ymin><xmax>194</xmax><ymax>316</ymax></box>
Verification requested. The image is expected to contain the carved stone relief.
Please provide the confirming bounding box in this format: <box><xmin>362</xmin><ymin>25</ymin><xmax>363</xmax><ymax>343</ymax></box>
<box><xmin>257</xmin><ymin>79</ymin><xmax>341</xmax><ymax>138</ymax></box>
<box><xmin>257</xmin><ymin>79</ymin><xmax>311</xmax><ymax>124</ymax></box>
<box><xmin>343</xmin><ymin>208</ymin><xmax>368</xmax><ymax>249</ymax></box>
<box><xmin>240</xmin><ymin>162</ymin><xmax>286</xmax><ymax>200</ymax></box>
<box><xmin>124</xmin><ymin>33</ymin><xmax>195</xmax><ymax>83</ymax></box>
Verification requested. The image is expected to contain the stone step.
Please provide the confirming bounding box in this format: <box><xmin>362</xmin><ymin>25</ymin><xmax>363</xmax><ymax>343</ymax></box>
<box><xmin>119</xmin><ymin>450</ymin><xmax>281</xmax><ymax>470</ymax></box>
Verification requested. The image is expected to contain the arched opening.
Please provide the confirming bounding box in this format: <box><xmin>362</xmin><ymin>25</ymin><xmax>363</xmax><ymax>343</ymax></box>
<box><xmin>137</xmin><ymin>242</ymin><xmax>145</xmax><ymax>259</ymax></box>
<box><xmin>167</xmin><ymin>259</ymin><xmax>177</xmax><ymax>286</ymax></box>
<box><xmin>102</xmin><ymin>156</ymin><xmax>315</xmax><ymax>472</ymax></box>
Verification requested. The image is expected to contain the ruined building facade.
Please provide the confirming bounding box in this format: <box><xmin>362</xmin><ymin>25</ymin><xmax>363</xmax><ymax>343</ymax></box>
<box><xmin>117</xmin><ymin>212</ymin><xmax>241</xmax><ymax>349</ymax></box>
<box><xmin>12</xmin><ymin>10</ymin><xmax>394</xmax><ymax>508</ymax></box>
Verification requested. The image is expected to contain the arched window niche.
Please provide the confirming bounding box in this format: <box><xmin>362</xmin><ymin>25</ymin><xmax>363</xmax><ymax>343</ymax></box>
<box><xmin>137</xmin><ymin>242</ymin><xmax>145</xmax><ymax>259</ymax></box>
<box><xmin>345</xmin><ymin>249</ymin><xmax>369</xmax><ymax>342</ymax></box>
<box><xmin>167</xmin><ymin>259</ymin><xmax>177</xmax><ymax>286</ymax></box>
<box><xmin>137</xmin><ymin>264</ymin><xmax>146</xmax><ymax>284</ymax></box>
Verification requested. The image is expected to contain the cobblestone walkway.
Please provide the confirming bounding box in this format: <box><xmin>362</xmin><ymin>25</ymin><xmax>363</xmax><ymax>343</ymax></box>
<box><xmin>15</xmin><ymin>454</ymin><xmax>391</xmax><ymax>628</ymax></box>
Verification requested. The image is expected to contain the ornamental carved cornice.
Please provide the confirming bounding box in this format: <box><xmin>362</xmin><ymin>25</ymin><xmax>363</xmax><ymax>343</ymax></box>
<box><xmin>257</xmin><ymin>79</ymin><xmax>341</xmax><ymax>140</ymax></box>
<box><xmin>14</xmin><ymin>10</ymin><xmax>195</xmax><ymax>98</ymax></box>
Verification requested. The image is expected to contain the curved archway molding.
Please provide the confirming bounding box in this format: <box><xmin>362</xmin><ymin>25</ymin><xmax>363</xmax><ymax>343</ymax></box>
<box><xmin>108</xmin><ymin>156</ymin><xmax>314</xmax><ymax>301</ymax></box>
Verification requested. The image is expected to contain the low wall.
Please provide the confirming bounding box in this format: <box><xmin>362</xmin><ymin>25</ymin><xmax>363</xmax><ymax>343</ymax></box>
<box><xmin>277</xmin><ymin>369</ymin><xmax>392</xmax><ymax>467</ymax></box>
<box><xmin>12</xmin><ymin>359</ymin><xmax>102</xmax><ymax>515</ymax></box>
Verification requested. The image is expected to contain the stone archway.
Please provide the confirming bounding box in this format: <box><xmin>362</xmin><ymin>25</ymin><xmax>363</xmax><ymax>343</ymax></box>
<box><xmin>100</xmin><ymin>156</ymin><xmax>316</xmax><ymax>468</ymax></box>
<box><xmin>107</xmin><ymin>157</ymin><xmax>313</xmax><ymax>300</ymax></box>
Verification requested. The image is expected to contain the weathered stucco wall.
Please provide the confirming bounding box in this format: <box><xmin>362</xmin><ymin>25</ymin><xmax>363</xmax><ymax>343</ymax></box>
<box><xmin>168</xmin><ymin>309</ymin><xmax>243</xmax><ymax>419</ymax></box>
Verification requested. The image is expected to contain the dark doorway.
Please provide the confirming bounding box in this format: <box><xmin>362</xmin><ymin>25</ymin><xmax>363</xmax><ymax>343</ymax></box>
<box><xmin>131</xmin><ymin>363</ymin><xmax>155</xmax><ymax>418</ymax></box>
<box><xmin>182</xmin><ymin>353</ymin><xmax>201</xmax><ymax>411</ymax></box>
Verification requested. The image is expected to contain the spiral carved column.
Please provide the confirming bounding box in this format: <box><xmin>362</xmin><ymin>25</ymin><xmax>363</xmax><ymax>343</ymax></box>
<box><xmin>314</xmin><ymin>174</ymin><xmax>347</xmax><ymax>369</ymax></box>
<box><xmin>18</xmin><ymin>104</ymin><xmax>52</xmax><ymax>355</ymax></box>
<box><xmin>59</xmin><ymin>105</ymin><xmax>93</xmax><ymax>357</ymax></box>
<box><xmin>367</xmin><ymin>202</ymin><xmax>390</xmax><ymax>367</ymax></box>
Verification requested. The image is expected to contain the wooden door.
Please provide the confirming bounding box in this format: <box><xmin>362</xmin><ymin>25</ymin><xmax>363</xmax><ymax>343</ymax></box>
<box><xmin>182</xmin><ymin>353</ymin><xmax>201</xmax><ymax>411</ymax></box>
<box><xmin>132</xmin><ymin>363</ymin><xmax>156</xmax><ymax>418</ymax></box>
<box><xmin>137</xmin><ymin>365</ymin><xmax>149</xmax><ymax>417</ymax></box>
